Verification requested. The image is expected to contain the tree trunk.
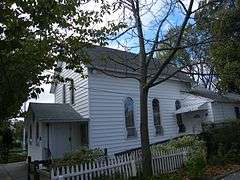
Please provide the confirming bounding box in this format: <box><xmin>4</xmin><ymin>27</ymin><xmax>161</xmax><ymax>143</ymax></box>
<box><xmin>139</xmin><ymin>85</ymin><xmax>152</xmax><ymax>177</ymax></box>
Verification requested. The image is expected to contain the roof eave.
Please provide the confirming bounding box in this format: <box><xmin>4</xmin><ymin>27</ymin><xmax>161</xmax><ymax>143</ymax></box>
<box><xmin>87</xmin><ymin>66</ymin><xmax>193</xmax><ymax>83</ymax></box>
<box><xmin>38</xmin><ymin>118</ymin><xmax>89</xmax><ymax>123</ymax></box>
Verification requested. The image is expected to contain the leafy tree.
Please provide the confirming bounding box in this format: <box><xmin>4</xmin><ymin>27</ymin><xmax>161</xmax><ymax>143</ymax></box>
<box><xmin>12</xmin><ymin>120</ymin><xmax>24</xmax><ymax>147</ymax></box>
<box><xmin>210</xmin><ymin>1</ymin><xmax>240</xmax><ymax>92</ymax></box>
<box><xmin>0</xmin><ymin>121</ymin><xmax>13</xmax><ymax>163</ymax></box>
<box><xmin>197</xmin><ymin>0</ymin><xmax>240</xmax><ymax>92</ymax></box>
<box><xmin>0</xmin><ymin>0</ymin><xmax>124</xmax><ymax>121</ymax></box>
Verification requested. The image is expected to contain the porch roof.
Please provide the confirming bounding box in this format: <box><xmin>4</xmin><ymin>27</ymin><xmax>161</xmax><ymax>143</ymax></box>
<box><xmin>189</xmin><ymin>88</ymin><xmax>240</xmax><ymax>103</ymax></box>
<box><xmin>27</xmin><ymin>103</ymin><xmax>88</xmax><ymax>122</ymax></box>
<box><xmin>175</xmin><ymin>102</ymin><xmax>208</xmax><ymax>114</ymax></box>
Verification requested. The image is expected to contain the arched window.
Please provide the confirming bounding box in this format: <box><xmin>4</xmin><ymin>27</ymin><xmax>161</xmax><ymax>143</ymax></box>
<box><xmin>152</xmin><ymin>98</ymin><xmax>163</xmax><ymax>135</ymax></box>
<box><xmin>124</xmin><ymin>97</ymin><xmax>136</xmax><ymax>138</ymax></box>
<box><xmin>175</xmin><ymin>100</ymin><xmax>186</xmax><ymax>133</ymax></box>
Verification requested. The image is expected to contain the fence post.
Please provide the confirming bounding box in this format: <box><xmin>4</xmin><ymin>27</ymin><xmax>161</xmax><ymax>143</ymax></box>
<box><xmin>131</xmin><ymin>160</ymin><xmax>137</xmax><ymax>176</ymax></box>
<box><xmin>51</xmin><ymin>169</ymin><xmax>54</xmax><ymax>180</ymax></box>
<box><xmin>33</xmin><ymin>161</ymin><xmax>40</xmax><ymax>180</ymax></box>
<box><xmin>104</xmin><ymin>148</ymin><xmax>108</xmax><ymax>165</ymax></box>
<box><xmin>27</xmin><ymin>156</ymin><xmax>31</xmax><ymax>180</ymax></box>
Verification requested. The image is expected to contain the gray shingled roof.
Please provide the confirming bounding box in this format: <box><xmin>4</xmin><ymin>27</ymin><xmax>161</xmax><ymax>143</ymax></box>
<box><xmin>189</xmin><ymin>88</ymin><xmax>240</xmax><ymax>103</ymax></box>
<box><xmin>84</xmin><ymin>46</ymin><xmax>192</xmax><ymax>82</ymax></box>
<box><xmin>27</xmin><ymin>103</ymin><xmax>87</xmax><ymax>122</ymax></box>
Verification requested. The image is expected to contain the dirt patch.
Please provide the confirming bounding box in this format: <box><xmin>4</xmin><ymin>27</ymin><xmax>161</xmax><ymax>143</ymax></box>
<box><xmin>203</xmin><ymin>164</ymin><xmax>240</xmax><ymax>177</ymax></box>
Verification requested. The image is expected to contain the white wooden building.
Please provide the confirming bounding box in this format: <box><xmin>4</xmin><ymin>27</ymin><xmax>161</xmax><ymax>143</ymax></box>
<box><xmin>24</xmin><ymin>46</ymin><xmax>240</xmax><ymax>160</ymax></box>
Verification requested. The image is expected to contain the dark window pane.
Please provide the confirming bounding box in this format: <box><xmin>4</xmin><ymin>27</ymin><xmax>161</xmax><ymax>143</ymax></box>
<box><xmin>155</xmin><ymin>125</ymin><xmax>163</xmax><ymax>135</ymax></box>
<box><xmin>80</xmin><ymin>123</ymin><xmax>88</xmax><ymax>145</ymax></box>
<box><xmin>175</xmin><ymin>100</ymin><xmax>181</xmax><ymax>110</ymax></box>
<box><xmin>126</xmin><ymin>127</ymin><xmax>136</xmax><ymax>137</ymax></box>
<box><xmin>176</xmin><ymin>114</ymin><xmax>186</xmax><ymax>133</ymax></box>
<box><xmin>175</xmin><ymin>100</ymin><xmax>185</xmax><ymax>133</ymax></box>
<box><xmin>124</xmin><ymin>97</ymin><xmax>136</xmax><ymax>138</ymax></box>
<box><xmin>36</xmin><ymin>122</ymin><xmax>39</xmax><ymax>146</ymax></box>
<box><xmin>29</xmin><ymin>124</ymin><xmax>32</xmax><ymax>145</ymax></box>
<box><xmin>235</xmin><ymin>107</ymin><xmax>240</xmax><ymax>119</ymax></box>
<box><xmin>70</xmin><ymin>79</ymin><xmax>75</xmax><ymax>104</ymax></box>
<box><xmin>30</xmin><ymin>125</ymin><xmax>32</xmax><ymax>139</ymax></box>
<box><xmin>152</xmin><ymin>98</ymin><xmax>163</xmax><ymax>135</ymax></box>
<box><xmin>62</xmin><ymin>84</ymin><xmax>66</xmax><ymax>103</ymax></box>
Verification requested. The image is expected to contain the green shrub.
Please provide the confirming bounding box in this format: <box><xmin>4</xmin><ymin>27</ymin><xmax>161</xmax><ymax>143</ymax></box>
<box><xmin>185</xmin><ymin>147</ymin><xmax>206</xmax><ymax>179</ymax></box>
<box><xmin>152</xmin><ymin>135</ymin><xmax>207</xmax><ymax>179</ymax></box>
<box><xmin>53</xmin><ymin>148</ymin><xmax>104</xmax><ymax>167</ymax></box>
<box><xmin>202</xmin><ymin>120</ymin><xmax>240</xmax><ymax>165</ymax></box>
<box><xmin>151</xmin><ymin>135</ymin><xmax>205</xmax><ymax>152</ymax></box>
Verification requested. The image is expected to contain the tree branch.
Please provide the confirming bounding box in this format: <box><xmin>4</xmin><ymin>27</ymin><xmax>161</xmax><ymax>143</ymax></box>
<box><xmin>147</xmin><ymin>0</ymin><xmax>196</xmax><ymax>87</ymax></box>
<box><xmin>107</xmin><ymin>26</ymin><xmax>136</xmax><ymax>41</ymax></box>
<box><xmin>89</xmin><ymin>65</ymin><xmax>141</xmax><ymax>81</ymax></box>
<box><xmin>149</xmin><ymin>62</ymin><xmax>216</xmax><ymax>87</ymax></box>
<box><xmin>146</xmin><ymin>1</ymin><xmax>174</xmax><ymax>68</ymax></box>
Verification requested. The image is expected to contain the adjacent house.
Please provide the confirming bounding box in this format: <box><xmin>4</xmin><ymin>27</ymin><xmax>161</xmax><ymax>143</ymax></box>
<box><xmin>24</xmin><ymin>46</ymin><xmax>240</xmax><ymax>161</ymax></box>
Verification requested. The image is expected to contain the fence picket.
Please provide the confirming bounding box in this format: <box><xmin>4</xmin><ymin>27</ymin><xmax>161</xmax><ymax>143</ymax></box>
<box><xmin>51</xmin><ymin>147</ymin><xmax>189</xmax><ymax>180</ymax></box>
<box><xmin>75</xmin><ymin>165</ymin><xmax>79</xmax><ymax>180</ymax></box>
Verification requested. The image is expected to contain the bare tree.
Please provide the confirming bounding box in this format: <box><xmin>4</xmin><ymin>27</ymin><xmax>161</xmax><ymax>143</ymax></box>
<box><xmin>84</xmin><ymin>0</ymin><xmax>217</xmax><ymax>176</ymax></box>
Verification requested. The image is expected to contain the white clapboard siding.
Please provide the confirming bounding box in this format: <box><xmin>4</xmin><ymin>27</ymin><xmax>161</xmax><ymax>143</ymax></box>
<box><xmin>54</xmin><ymin>64</ymin><xmax>89</xmax><ymax>118</ymax></box>
<box><xmin>51</xmin><ymin>147</ymin><xmax>188</xmax><ymax>180</ymax></box>
<box><xmin>211</xmin><ymin>102</ymin><xmax>240</xmax><ymax>122</ymax></box>
<box><xmin>88</xmin><ymin>71</ymin><xmax>190</xmax><ymax>154</ymax></box>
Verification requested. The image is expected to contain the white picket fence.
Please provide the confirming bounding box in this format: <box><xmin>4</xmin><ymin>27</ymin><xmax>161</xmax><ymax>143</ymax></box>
<box><xmin>51</xmin><ymin>147</ymin><xmax>188</xmax><ymax>180</ymax></box>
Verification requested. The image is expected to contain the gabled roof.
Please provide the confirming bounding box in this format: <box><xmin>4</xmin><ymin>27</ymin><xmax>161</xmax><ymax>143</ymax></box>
<box><xmin>50</xmin><ymin>46</ymin><xmax>192</xmax><ymax>93</ymax></box>
<box><xmin>85</xmin><ymin>46</ymin><xmax>192</xmax><ymax>82</ymax></box>
<box><xmin>189</xmin><ymin>88</ymin><xmax>240</xmax><ymax>103</ymax></box>
<box><xmin>26</xmin><ymin>103</ymin><xmax>88</xmax><ymax>122</ymax></box>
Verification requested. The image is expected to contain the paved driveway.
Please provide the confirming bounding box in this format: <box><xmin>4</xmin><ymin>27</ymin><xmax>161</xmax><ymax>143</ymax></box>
<box><xmin>223</xmin><ymin>171</ymin><xmax>240</xmax><ymax>180</ymax></box>
<box><xmin>0</xmin><ymin>162</ymin><xmax>27</xmax><ymax>180</ymax></box>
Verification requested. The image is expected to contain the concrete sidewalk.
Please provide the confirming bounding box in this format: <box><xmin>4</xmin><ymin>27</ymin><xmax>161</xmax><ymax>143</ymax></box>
<box><xmin>0</xmin><ymin>162</ymin><xmax>27</xmax><ymax>180</ymax></box>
